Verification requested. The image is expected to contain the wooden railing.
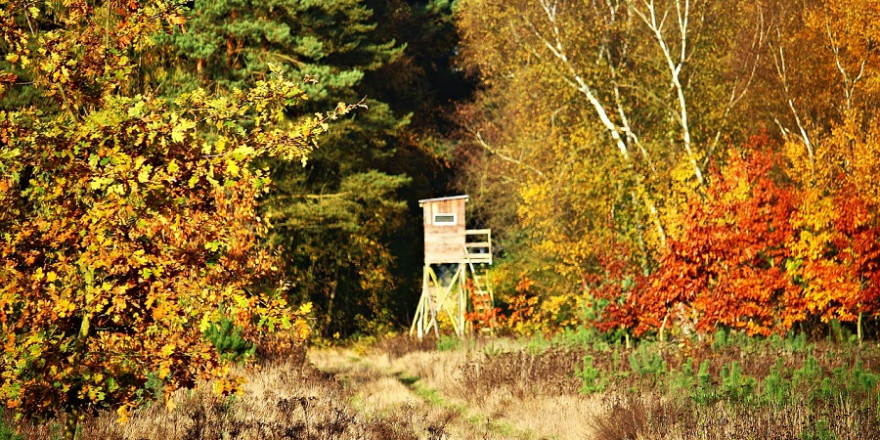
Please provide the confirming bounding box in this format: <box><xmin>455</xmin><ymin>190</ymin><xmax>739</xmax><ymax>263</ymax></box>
<box><xmin>464</xmin><ymin>229</ymin><xmax>492</xmax><ymax>264</ymax></box>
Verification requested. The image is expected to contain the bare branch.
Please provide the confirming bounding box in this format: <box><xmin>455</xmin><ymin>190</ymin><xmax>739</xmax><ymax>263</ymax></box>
<box><xmin>705</xmin><ymin>7</ymin><xmax>765</xmax><ymax>168</ymax></box>
<box><xmin>467</xmin><ymin>128</ymin><xmax>546</xmax><ymax>179</ymax></box>
<box><xmin>770</xmin><ymin>29</ymin><xmax>814</xmax><ymax>164</ymax></box>
<box><xmin>631</xmin><ymin>0</ymin><xmax>704</xmax><ymax>185</ymax></box>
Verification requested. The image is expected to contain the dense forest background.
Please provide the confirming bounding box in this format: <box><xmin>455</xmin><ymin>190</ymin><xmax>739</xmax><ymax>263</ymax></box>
<box><xmin>6</xmin><ymin>0</ymin><xmax>880</xmax><ymax>339</ymax></box>
<box><xmin>155</xmin><ymin>0</ymin><xmax>475</xmax><ymax>337</ymax></box>
<box><xmin>168</xmin><ymin>0</ymin><xmax>880</xmax><ymax>342</ymax></box>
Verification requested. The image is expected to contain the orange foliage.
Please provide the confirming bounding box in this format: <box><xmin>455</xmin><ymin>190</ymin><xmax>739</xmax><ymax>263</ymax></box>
<box><xmin>497</xmin><ymin>273</ymin><xmax>539</xmax><ymax>335</ymax></box>
<box><xmin>595</xmin><ymin>134</ymin><xmax>880</xmax><ymax>337</ymax></box>
<box><xmin>587</xmin><ymin>239</ymin><xmax>649</xmax><ymax>335</ymax></box>
<box><xmin>639</xmin><ymin>136</ymin><xmax>799</xmax><ymax>336</ymax></box>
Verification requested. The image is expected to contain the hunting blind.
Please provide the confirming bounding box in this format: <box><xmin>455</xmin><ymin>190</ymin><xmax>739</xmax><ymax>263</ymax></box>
<box><xmin>410</xmin><ymin>195</ymin><xmax>494</xmax><ymax>339</ymax></box>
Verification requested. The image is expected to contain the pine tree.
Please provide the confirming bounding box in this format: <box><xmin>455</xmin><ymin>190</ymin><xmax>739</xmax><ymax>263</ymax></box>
<box><xmin>157</xmin><ymin>0</ymin><xmax>469</xmax><ymax>335</ymax></box>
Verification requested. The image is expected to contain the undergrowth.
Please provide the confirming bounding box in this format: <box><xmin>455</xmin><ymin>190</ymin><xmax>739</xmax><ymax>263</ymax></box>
<box><xmin>574</xmin><ymin>330</ymin><xmax>880</xmax><ymax>440</ymax></box>
<box><xmin>415</xmin><ymin>328</ymin><xmax>880</xmax><ymax>439</ymax></box>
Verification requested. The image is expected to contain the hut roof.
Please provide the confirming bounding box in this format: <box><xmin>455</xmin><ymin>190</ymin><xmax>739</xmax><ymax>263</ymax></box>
<box><xmin>418</xmin><ymin>195</ymin><xmax>469</xmax><ymax>205</ymax></box>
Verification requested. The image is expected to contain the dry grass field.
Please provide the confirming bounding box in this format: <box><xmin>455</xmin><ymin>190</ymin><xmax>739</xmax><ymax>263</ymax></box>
<box><xmin>311</xmin><ymin>332</ymin><xmax>880</xmax><ymax>440</ymax></box>
<box><xmin>9</xmin><ymin>348</ymin><xmax>431</xmax><ymax>440</ymax></box>
<box><xmin>309</xmin><ymin>339</ymin><xmax>602</xmax><ymax>439</ymax></box>
<box><xmin>6</xmin><ymin>331</ymin><xmax>880</xmax><ymax>439</ymax></box>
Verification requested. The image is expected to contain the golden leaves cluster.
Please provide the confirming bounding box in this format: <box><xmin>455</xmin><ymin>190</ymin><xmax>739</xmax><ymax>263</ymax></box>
<box><xmin>0</xmin><ymin>0</ymin><xmax>333</xmax><ymax>421</ymax></box>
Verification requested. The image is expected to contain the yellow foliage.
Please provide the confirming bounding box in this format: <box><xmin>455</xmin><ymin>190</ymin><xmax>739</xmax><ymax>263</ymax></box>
<box><xmin>116</xmin><ymin>405</ymin><xmax>131</xmax><ymax>425</ymax></box>
<box><xmin>0</xmin><ymin>0</ymin><xmax>330</xmax><ymax>421</ymax></box>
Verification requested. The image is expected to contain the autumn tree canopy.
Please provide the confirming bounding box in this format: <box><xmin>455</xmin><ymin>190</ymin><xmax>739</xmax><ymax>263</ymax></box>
<box><xmin>454</xmin><ymin>0</ymin><xmax>880</xmax><ymax>338</ymax></box>
<box><xmin>0</xmin><ymin>0</ymin><xmax>346</xmax><ymax>424</ymax></box>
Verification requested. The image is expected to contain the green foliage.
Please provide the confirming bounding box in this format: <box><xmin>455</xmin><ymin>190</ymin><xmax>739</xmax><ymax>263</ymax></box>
<box><xmin>561</xmin><ymin>332</ymin><xmax>880</xmax><ymax>437</ymax></box>
<box><xmin>610</xmin><ymin>350</ymin><xmax>630</xmax><ymax>381</ymax></box>
<box><xmin>761</xmin><ymin>360</ymin><xmax>791</xmax><ymax>407</ymax></box>
<box><xmin>793</xmin><ymin>356</ymin><xmax>824</xmax><ymax>393</ymax></box>
<box><xmin>436</xmin><ymin>335</ymin><xmax>462</xmax><ymax>352</ymax></box>
<box><xmin>204</xmin><ymin>317</ymin><xmax>257</xmax><ymax>363</ymax></box>
<box><xmin>575</xmin><ymin>355</ymin><xmax>608</xmax><ymax>394</ymax></box>
<box><xmin>711</xmin><ymin>327</ymin><xmax>758</xmax><ymax>351</ymax></box>
<box><xmin>161</xmin><ymin>0</ymin><xmax>402</xmax><ymax>96</ymax></box>
<box><xmin>711</xmin><ymin>328</ymin><xmax>731</xmax><ymax>350</ymax></box>
<box><xmin>847</xmin><ymin>362</ymin><xmax>880</xmax><ymax>395</ymax></box>
<box><xmin>669</xmin><ymin>358</ymin><xmax>697</xmax><ymax>396</ymax></box>
<box><xmin>692</xmin><ymin>359</ymin><xmax>718</xmax><ymax>406</ymax></box>
<box><xmin>552</xmin><ymin>327</ymin><xmax>598</xmax><ymax>348</ymax></box>
<box><xmin>133</xmin><ymin>373</ymin><xmax>165</xmax><ymax>406</ymax></box>
<box><xmin>522</xmin><ymin>332</ymin><xmax>552</xmax><ymax>354</ymax></box>
<box><xmin>0</xmin><ymin>409</ymin><xmax>22</xmax><ymax>440</ymax></box>
<box><xmin>628</xmin><ymin>344</ymin><xmax>666</xmax><ymax>379</ymax></box>
<box><xmin>266</xmin><ymin>170</ymin><xmax>411</xmax><ymax>336</ymax></box>
<box><xmin>800</xmin><ymin>419</ymin><xmax>838</xmax><ymax>440</ymax></box>
<box><xmin>770</xmin><ymin>332</ymin><xmax>813</xmax><ymax>353</ymax></box>
<box><xmin>551</xmin><ymin>326</ymin><xmax>627</xmax><ymax>352</ymax></box>
<box><xmin>827</xmin><ymin>319</ymin><xmax>858</xmax><ymax>344</ymax></box>
<box><xmin>153</xmin><ymin>0</ymin><xmax>466</xmax><ymax>336</ymax></box>
<box><xmin>719</xmin><ymin>362</ymin><xmax>757</xmax><ymax>404</ymax></box>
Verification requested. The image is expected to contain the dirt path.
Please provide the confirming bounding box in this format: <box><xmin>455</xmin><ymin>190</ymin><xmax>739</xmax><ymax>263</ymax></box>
<box><xmin>309</xmin><ymin>346</ymin><xmax>599</xmax><ymax>440</ymax></box>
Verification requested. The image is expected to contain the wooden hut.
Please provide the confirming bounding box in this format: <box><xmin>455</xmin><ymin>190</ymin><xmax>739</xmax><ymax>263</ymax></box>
<box><xmin>411</xmin><ymin>195</ymin><xmax>493</xmax><ymax>339</ymax></box>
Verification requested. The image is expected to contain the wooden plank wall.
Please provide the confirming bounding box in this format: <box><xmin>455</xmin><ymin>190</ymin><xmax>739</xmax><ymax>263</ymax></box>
<box><xmin>423</xmin><ymin>198</ymin><xmax>466</xmax><ymax>264</ymax></box>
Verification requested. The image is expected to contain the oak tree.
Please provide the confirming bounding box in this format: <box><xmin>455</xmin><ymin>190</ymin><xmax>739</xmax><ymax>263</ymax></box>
<box><xmin>0</xmin><ymin>0</ymin><xmax>344</xmax><ymax>431</ymax></box>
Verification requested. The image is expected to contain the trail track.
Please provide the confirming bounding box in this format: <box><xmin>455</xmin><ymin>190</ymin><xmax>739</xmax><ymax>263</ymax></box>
<box><xmin>309</xmin><ymin>346</ymin><xmax>600</xmax><ymax>440</ymax></box>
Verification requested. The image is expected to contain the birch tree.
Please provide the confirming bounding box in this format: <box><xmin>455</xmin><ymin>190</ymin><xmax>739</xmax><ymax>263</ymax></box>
<box><xmin>455</xmin><ymin>0</ymin><xmax>759</xmax><ymax>261</ymax></box>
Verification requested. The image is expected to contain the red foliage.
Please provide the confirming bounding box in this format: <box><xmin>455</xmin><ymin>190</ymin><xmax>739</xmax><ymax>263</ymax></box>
<box><xmin>465</xmin><ymin>279</ymin><xmax>501</xmax><ymax>332</ymax></box>
<box><xmin>583</xmin><ymin>135</ymin><xmax>880</xmax><ymax>337</ymax></box>
<box><xmin>586</xmin><ymin>238</ymin><xmax>651</xmax><ymax>334</ymax></box>
<box><xmin>645</xmin><ymin>136</ymin><xmax>798</xmax><ymax>336</ymax></box>
<box><xmin>833</xmin><ymin>186</ymin><xmax>880</xmax><ymax>316</ymax></box>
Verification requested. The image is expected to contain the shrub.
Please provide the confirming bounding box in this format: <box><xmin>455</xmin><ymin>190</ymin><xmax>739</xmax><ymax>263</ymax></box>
<box><xmin>576</xmin><ymin>355</ymin><xmax>608</xmax><ymax>394</ymax></box>
<box><xmin>204</xmin><ymin>316</ymin><xmax>256</xmax><ymax>363</ymax></box>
